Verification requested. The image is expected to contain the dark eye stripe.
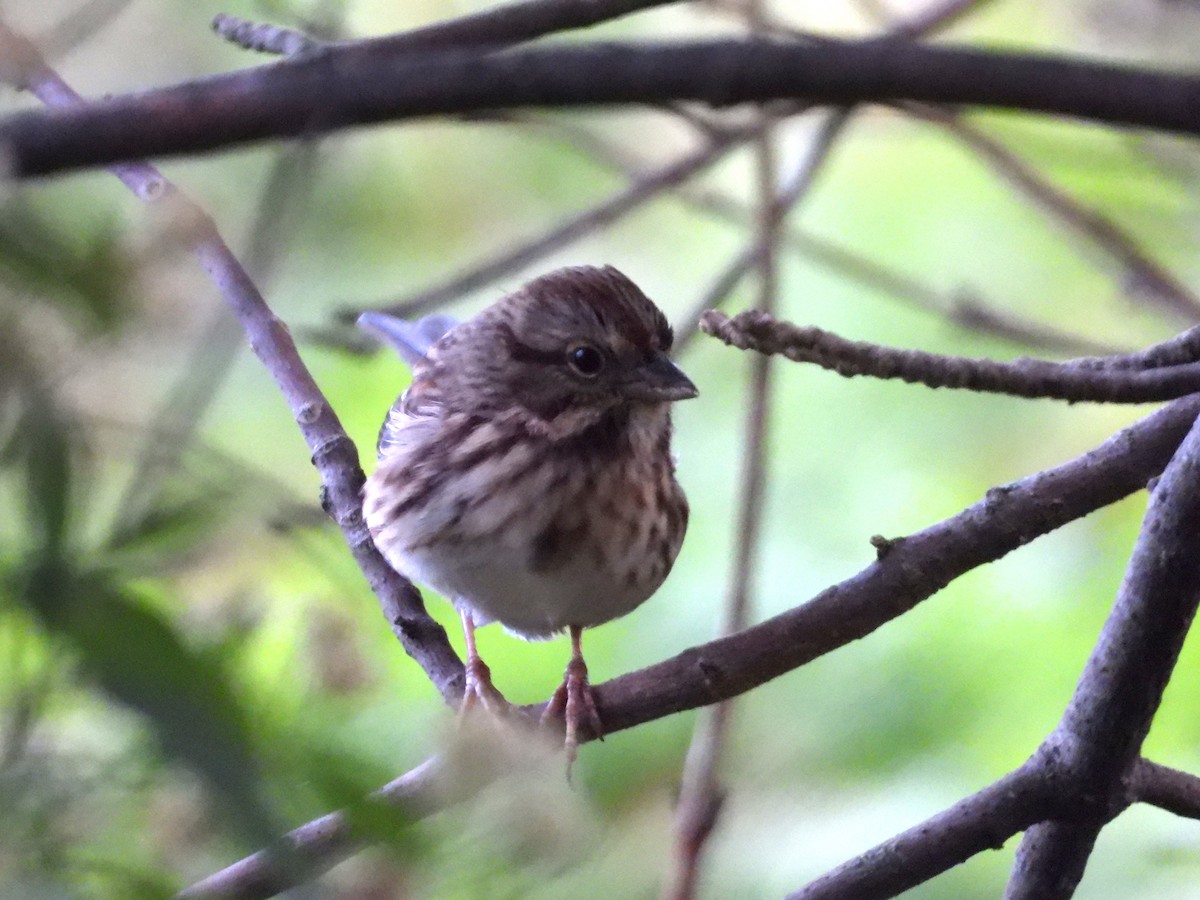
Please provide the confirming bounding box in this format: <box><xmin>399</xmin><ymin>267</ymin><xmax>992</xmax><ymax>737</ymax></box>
<box><xmin>497</xmin><ymin>323</ymin><xmax>563</xmax><ymax>366</ymax></box>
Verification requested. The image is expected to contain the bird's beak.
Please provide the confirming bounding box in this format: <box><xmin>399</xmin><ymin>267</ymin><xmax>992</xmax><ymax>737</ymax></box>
<box><xmin>624</xmin><ymin>351</ymin><xmax>699</xmax><ymax>402</ymax></box>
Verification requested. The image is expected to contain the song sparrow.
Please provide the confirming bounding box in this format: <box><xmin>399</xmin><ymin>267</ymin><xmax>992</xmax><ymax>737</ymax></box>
<box><xmin>359</xmin><ymin>265</ymin><xmax>696</xmax><ymax>764</ymax></box>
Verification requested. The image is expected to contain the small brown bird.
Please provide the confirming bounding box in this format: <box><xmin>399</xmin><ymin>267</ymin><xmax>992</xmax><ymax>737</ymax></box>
<box><xmin>360</xmin><ymin>265</ymin><xmax>696</xmax><ymax>764</ymax></box>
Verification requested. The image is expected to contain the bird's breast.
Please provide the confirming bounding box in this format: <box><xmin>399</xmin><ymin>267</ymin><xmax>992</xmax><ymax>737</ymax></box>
<box><xmin>363</xmin><ymin>406</ymin><xmax>687</xmax><ymax>638</ymax></box>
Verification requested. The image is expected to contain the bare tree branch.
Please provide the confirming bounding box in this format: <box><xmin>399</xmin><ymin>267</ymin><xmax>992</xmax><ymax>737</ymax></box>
<box><xmin>1072</xmin><ymin>322</ymin><xmax>1200</xmax><ymax>371</ymax></box>
<box><xmin>212</xmin><ymin>13</ymin><xmax>319</xmax><ymax>57</ymax></box>
<box><xmin>1006</xmin><ymin>406</ymin><xmax>1200</xmax><ymax>896</ymax></box>
<box><xmin>178</xmin><ymin>756</ymin><xmax>446</xmax><ymax>899</ymax></box>
<box><xmin>700</xmin><ymin>309</ymin><xmax>1200</xmax><ymax>403</ymax></box>
<box><xmin>789</xmin><ymin>760</ymin><xmax>1055</xmax><ymax>900</ymax></box>
<box><xmin>786</xmin><ymin>753</ymin><xmax>1200</xmax><ymax>898</ymax></box>
<box><xmin>582</xmin><ymin>395</ymin><xmax>1200</xmax><ymax>737</ymax></box>
<box><xmin>666</xmin><ymin>13</ymin><xmax>788</xmax><ymax>888</ymax></box>
<box><xmin>0</xmin><ymin>20</ymin><xmax>467</xmax><ymax>706</ymax></box>
<box><xmin>9</xmin><ymin>38</ymin><xmax>1200</xmax><ymax>178</ymax></box>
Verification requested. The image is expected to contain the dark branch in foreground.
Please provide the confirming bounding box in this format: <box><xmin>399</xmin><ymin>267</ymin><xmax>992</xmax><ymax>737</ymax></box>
<box><xmin>1007</xmin><ymin>396</ymin><xmax>1200</xmax><ymax>895</ymax></box>
<box><xmin>178</xmin><ymin>757</ymin><xmax>443</xmax><ymax>899</ymax></box>
<box><xmin>9</xmin><ymin>37</ymin><xmax>1200</xmax><ymax>177</ymax></box>
<box><xmin>787</xmin><ymin>754</ymin><xmax>1200</xmax><ymax>899</ymax></box>
<box><xmin>790</xmin><ymin>761</ymin><xmax>1054</xmax><ymax>900</ymax></box>
<box><xmin>700</xmin><ymin>309</ymin><xmax>1200</xmax><ymax>403</ymax></box>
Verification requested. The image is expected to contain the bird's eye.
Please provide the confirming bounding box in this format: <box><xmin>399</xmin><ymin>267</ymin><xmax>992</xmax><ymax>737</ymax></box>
<box><xmin>567</xmin><ymin>344</ymin><xmax>604</xmax><ymax>377</ymax></box>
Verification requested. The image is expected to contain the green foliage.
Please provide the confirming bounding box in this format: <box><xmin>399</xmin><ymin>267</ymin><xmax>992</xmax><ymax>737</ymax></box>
<box><xmin>4</xmin><ymin>1</ymin><xmax>1200</xmax><ymax>897</ymax></box>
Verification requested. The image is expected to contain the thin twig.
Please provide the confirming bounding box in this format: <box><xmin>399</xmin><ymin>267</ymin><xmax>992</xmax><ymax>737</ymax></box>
<box><xmin>0</xmin><ymin>20</ymin><xmax>466</xmax><ymax>705</ymax></box>
<box><xmin>178</xmin><ymin>756</ymin><xmax>443</xmax><ymax>899</ymax></box>
<box><xmin>700</xmin><ymin>309</ymin><xmax>1200</xmax><ymax>403</ymax></box>
<box><xmin>665</xmin><ymin>6</ymin><xmax>1008</xmax><ymax>891</ymax></box>
<box><xmin>906</xmin><ymin>104</ymin><xmax>1200</xmax><ymax>322</ymax></box>
<box><xmin>360</xmin><ymin>131</ymin><xmax>747</xmax><ymax>320</ymax></box>
<box><xmin>1071</xmin><ymin>323</ymin><xmax>1200</xmax><ymax>371</ymax></box>
<box><xmin>665</xmin><ymin>10</ymin><xmax>785</xmax><ymax>888</ymax></box>
<box><xmin>508</xmin><ymin>111</ymin><xmax>1122</xmax><ymax>357</ymax></box>
<box><xmin>211</xmin><ymin>13</ymin><xmax>319</xmax><ymax>57</ymax></box>
<box><xmin>673</xmin><ymin>109</ymin><xmax>854</xmax><ymax>351</ymax></box>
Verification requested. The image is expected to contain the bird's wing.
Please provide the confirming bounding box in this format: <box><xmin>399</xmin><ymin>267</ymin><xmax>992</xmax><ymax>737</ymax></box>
<box><xmin>376</xmin><ymin>375</ymin><xmax>444</xmax><ymax>459</ymax></box>
<box><xmin>358</xmin><ymin>311</ymin><xmax>459</xmax><ymax>459</ymax></box>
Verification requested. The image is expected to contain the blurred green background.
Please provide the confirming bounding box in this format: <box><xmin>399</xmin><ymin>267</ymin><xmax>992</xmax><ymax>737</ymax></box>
<box><xmin>3</xmin><ymin>0</ymin><xmax>1200</xmax><ymax>897</ymax></box>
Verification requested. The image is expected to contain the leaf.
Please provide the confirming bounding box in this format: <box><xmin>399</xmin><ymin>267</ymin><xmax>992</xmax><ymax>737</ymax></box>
<box><xmin>17</xmin><ymin>558</ymin><xmax>281</xmax><ymax>849</ymax></box>
<box><xmin>103</xmin><ymin>493</ymin><xmax>221</xmax><ymax>561</ymax></box>
<box><xmin>19</xmin><ymin>403</ymin><xmax>74</xmax><ymax>556</ymax></box>
<box><xmin>0</xmin><ymin>199</ymin><xmax>131</xmax><ymax>334</ymax></box>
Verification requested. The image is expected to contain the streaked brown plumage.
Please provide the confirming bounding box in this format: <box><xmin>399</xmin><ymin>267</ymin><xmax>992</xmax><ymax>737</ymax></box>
<box><xmin>360</xmin><ymin>265</ymin><xmax>696</xmax><ymax>763</ymax></box>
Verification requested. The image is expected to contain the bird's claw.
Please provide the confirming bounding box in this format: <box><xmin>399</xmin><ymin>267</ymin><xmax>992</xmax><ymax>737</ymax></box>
<box><xmin>542</xmin><ymin>655</ymin><xmax>604</xmax><ymax>774</ymax></box>
<box><xmin>460</xmin><ymin>655</ymin><xmax>511</xmax><ymax>718</ymax></box>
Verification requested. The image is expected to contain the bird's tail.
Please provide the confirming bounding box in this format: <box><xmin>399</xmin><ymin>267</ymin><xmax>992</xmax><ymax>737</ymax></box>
<box><xmin>356</xmin><ymin>311</ymin><xmax>458</xmax><ymax>367</ymax></box>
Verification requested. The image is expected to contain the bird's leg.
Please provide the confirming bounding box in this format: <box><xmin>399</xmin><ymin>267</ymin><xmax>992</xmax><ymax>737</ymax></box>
<box><xmin>458</xmin><ymin>609</ymin><xmax>509</xmax><ymax>716</ymax></box>
<box><xmin>542</xmin><ymin>625</ymin><xmax>605</xmax><ymax>770</ymax></box>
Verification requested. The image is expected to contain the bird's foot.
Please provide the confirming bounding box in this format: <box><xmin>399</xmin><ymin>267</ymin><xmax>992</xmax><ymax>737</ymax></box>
<box><xmin>460</xmin><ymin>654</ymin><xmax>511</xmax><ymax>718</ymax></box>
<box><xmin>542</xmin><ymin>654</ymin><xmax>604</xmax><ymax>774</ymax></box>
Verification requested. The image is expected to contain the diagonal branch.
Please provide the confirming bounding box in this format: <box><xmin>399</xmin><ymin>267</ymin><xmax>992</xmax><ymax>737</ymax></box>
<box><xmin>673</xmin><ymin>109</ymin><xmax>853</xmax><ymax>351</ymax></box>
<box><xmin>789</xmin><ymin>759</ymin><xmax>1055</xmax><ymax>900</ymax></box>
<box><xmin>700</xmin><ymin>309</ymin><xmax>1200</xmax><ymax>403</ymax></box>
<box><xmin>1006</xmin><ymin>394</ymin><xmax>1200</xmax><ymax>895</ymax></box>
<box><xmin>360</xmin><ymin>128</ymin><xmax>747</xmax><ymax>320</ymax></box>
<box><xmin>787</xmin><ymin>753</ymin><xmax>1200</xmax><ymax>898</ymax></box>
<box><xmin>178</xmin><ymin>756</ymin><xmax>444</xmax><ymax>899</ymax></box>
<box><xmin>0</xmin><ymin>21</ymin><xmax>467</xmax><ymax>705</ymax></box>
<box><xmin>10</xmin><ymin>38</ymin><xmax>1200</xmax><ymax>177</ymax></box>
<box><xmin>906</xmin><ymin>104</ymin><xmax>1200</xmax><ymax>321</ymax></box>
<box><xmin>582</xmin><ymin>394</ymin><xmax>1200</xmax><ymax>736</ymax></box>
